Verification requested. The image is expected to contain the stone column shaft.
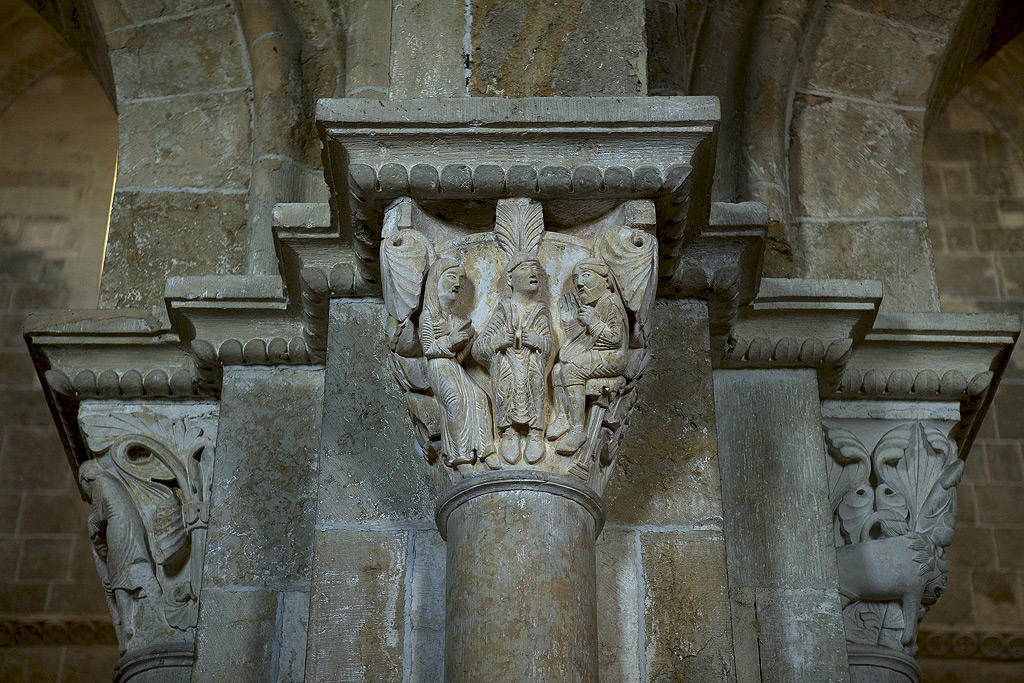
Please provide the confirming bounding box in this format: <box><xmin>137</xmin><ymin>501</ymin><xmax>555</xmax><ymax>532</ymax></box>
<box><xmin>437</xmin><ymin>472</ymin><xmax>603</xmax><ymax>682</ymax></box>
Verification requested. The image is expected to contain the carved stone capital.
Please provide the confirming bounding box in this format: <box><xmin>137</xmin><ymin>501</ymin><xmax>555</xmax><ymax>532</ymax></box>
<box><xmin>77</xmin><ymin>401</ymin><xmax>219</xmax><ymax>660</ymax></box>
<box><xmin>824</xmin><ymin>410</ymin><xmax>962</xmax><ymax>667</ymax></box>
<box><xmin>315</xmin><ymin>97</ymin><xmax>724</xmax><ymax>497</ymax></box>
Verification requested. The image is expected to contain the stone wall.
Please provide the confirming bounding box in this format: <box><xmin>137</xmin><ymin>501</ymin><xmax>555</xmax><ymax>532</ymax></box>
<box><xmin>917</xmin><ymin>35</ymin><xmax>1024</xmax><ymax>682</ymax></box>
<box><xmin>0</xmin><ymin>10</ymin><xmax>119</xmax><ymax>677</ymax></box>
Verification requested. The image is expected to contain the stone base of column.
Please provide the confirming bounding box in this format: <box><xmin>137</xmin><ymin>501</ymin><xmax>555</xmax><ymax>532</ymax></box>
<box><xmin>847</xmin><ymin>643</ymin><xmax>922</xmax><ymax>683</ymax></box>
<box><xmin>436</xmin><ymin>470</ymin><xmax>605</xmax><ymax>682</ymax></box>
<box><xmin>114</xmin><ymin>641</ymin><xmax>194</xmax><ymax>683</ymax></box>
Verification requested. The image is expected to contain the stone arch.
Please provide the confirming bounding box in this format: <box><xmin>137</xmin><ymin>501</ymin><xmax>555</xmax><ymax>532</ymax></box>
<box><xmin>652</xmin><ymin>1</ymin><xmax>1024</xmax><ymax>311</ymax></box>
<box><xmin>916</xmin><ymin>33</ymin><xmax>1024</xmax><ymax>679</ymax></box>
<box><xmin>22</xmin><ymin>0</ymin><xmax>116</xmax><ymax>109</ymax></box>
<box><xmin>0</xmin><ymin>2</ymin><xmax>120</xmax><ymax>673</ymax></box>
<box><xmin>87</xmin><ymin>0</ymin><xmax>346</xmax><ymax>307</ymax></box>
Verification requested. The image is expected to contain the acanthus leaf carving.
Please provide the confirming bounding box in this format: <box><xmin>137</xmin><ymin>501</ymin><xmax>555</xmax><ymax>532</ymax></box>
<box><xmin>379</xmin><ymin>197</ymin><xmax>658</xmax><ymax>492</ymax></box>
<box><xmin>826</xmin><ymin>421</ymin><xmax>963</xmax><ymax>656</ymax></box>
<box><xmin>77</xmin><ymin>403</ymin><xmax>218</xmax><ymax>656</ymax></box>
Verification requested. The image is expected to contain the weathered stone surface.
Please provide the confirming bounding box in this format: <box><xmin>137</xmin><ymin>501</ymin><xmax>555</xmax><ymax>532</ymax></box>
<box><xmin>642</xmin><ymin>530</ymin><xmax>736</xmax><ymax>682</ymax></box>
<box><xmin>345</xmin><ymin>0</ymin><xmax>392</xmax><ymax>98</ymax></box>
<box><xmin>715</xmin><ymin>369</ymin><xmax>838</xmax><ymax>589</ymax></box>
<box><xmin>116</xmin><ymin>92</ymin><xmax>251</xmax><ymax>190</ymax></box>
<box><xmin>306</xmin><ymin>529</ymin><xmax>406</xmax><ymax>683</ymax></box>
<box><xmin>193</xmin><ymin>589</ymin><xmax>278</xmax><ymax>679</ymax></box>
<box><xmin>277</xmin><ymin>590</ymin><xmax>310</xmax><ymax>683</ymax></box>
<box><xmin>205</xmin><ymin>367</ymin><xmax>323</xmax><ymax>588</ymax></box>
<box><xmin>790</xmin><ymin>94</ymin><xmax>925</xmax><ymax>219</ymax></box>
<box><xmin>715</xmin><ymin>369</ymin><xmax>849</xmax><ymax>681</ymax></box>
<box><xmin>390</xmin><ymin>0</ymin><xmax>465</xmax><ymax>98</ymax></box>
<box><xmin>95</xmin><ymin>0</ymin><xmax>223</xmax><ymax>30</ymax></box>
<box><xmin>106</xmin><ymin>7</ymin><xmax>246</xmax><ymax>101</ymax></box>
<box><xmin>444</xmin><ymin>486</ymin><xmax>598</xmax><ymax>681</ymax></box>
<box><xmin>99</xmin><ymin>191</ymin><xmax>247</xmax><ymax>308</ymax></box>
<box><xmin>409</xmin><ymin>530</ymin><xmax>445</xmax><ymax>683</ymax></box>
<box><xmin>551</xmin><ymin>0</ymin><xmax>645</xmax><ymax>96</ymax></box>
<box><xmin>836</xmin><ymin>0</ymin><xmax>962</xmax><ymax>35</ymax></box>
<box><xmin>318</xmin><ymin>300</ymin><xmax>448</xmax><ymax>525</ymax></box>
<box><xmin>798</xmin><ymin>220</ymin><xmax>940</xmax><ymax>312</ymax></box>
<box><xmin>753</xmin><ymin>589</ymin><xmax>849</xmax><ymax>683</ymax></box>
<box><xmin>604</xmin><ymin>300</ymin><xmax>723</xmax><ymax>526</ymax></box>
<box><xmin>800</xmin><ymin>6</ymin><xmax>942</xmax><ymax>107</ymax></box>
<box><xmin>596</xmin><ymin>529</ymin><xmax>639</xmax><ymax>683</ymax></box>
<box><xmin>469</xmin><ymin>0</ymin><xmax>645</xmax><ymax>97</ymax></box>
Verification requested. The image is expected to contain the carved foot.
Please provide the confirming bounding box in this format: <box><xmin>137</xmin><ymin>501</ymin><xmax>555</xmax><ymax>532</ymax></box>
<box><xmin>524</xmin><ymin>431</ymin><xmax>545</xmax><ymax>464</ymax></box>
<box><xmin>500</xmin><ymin>429</ymin><xmax>521</xmax><ymax>465</ymax></box>
<box><xmin>556</xmin><ymin>427</ymin><xmax>586</xmax><ymax>456</ymax></box>
<box><xmin>547</xmin><ymin>416</ymin><xmax>570</xmax><ymax>441</ymax></box>
<box><xmin>480</xmin><ymin>450</ymin><xmax>502</xmax><ymax>470</ymax></box>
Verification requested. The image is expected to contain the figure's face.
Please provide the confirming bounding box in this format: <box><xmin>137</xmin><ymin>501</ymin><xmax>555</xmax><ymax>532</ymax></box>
<box><xmin>78</xmin><ymin>460</ymin><xmax>99</xmax><ymax>496</ymax></box>
<box><xmin>574</xmin><ymin>268</ymin><xmax>606</xmax><ymax>305</ymax></box>
<box><xmin>438</xmin><ymin>267</ymin><xmax>463</xmax><ymax>306</ymax></box>
<box><xmin>510</xmin><ymin>260</ymin><xmax>541</xmax><ymax>295</ymax></box>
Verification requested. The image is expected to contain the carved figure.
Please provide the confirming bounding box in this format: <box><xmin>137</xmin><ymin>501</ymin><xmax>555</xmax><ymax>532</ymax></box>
<box><xmin>420</xmin><ymin>258</ymin><xmax>498</xmax><ymax>471</ymax></box>
<box><xmin>825</xmin><ymin>422</ymin><xmax>962</xmax><ymax>653</ymax></box>
<box><xmin>550</xmin><ymin>258</ymin><xmax>628</xmax><ymax>455</ymax></box>
<box><xmin>473</xmin><ymin>199</ymin><xmax>552</xmax><ymax>465</ymax></box>
<box><xmin>77</xmin><ymin>406</ymin><xmax>216</xmax><ymax>655</ymax></box>
<box><xmin>79</xmin><ymin>458</ymin><xmax>168</xmax><ymax>653</ymax></box>
<box><xmin>377</xmin><ymin>197</ymin><xmax>658</xmax><ymax>485</ymax></box>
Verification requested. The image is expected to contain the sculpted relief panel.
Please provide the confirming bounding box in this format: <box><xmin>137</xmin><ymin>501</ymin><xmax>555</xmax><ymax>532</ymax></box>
<box><xmin>381</xmin><ymin>197</ymin><xmax>657</xmax><ymax>490</ymax></box>
<box><xmin>77</xmin><ymin>402</ymin><xmax>218</xmax><ymax>657</ymax></box>
<box><xmin>824</xmin><ymin>421</ymin><xmax>964</xmax><ymax>657</ymax></box>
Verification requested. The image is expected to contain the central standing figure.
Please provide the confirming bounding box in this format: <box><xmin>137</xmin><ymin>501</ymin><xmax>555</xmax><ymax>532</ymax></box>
<box><xmin>473</xmin><ymin>199</ymin><xmax>553</xmax><ymax>465</ymax></box>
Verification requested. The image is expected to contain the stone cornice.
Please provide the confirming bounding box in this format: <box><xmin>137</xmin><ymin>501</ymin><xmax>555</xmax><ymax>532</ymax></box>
<box><xmin>829</xmin><ymin>311</ymin><xmax>1019</xmax><ymax>452</ymax></box>
<box><xmin>713</xmin><ymin>278</ymin><xmax>883</xmax><ymax>391</ymax></box>
<box><xmin>24</xmin><ymin>309</ymin><xmax>207</xmax><ymax>474</ymax></box>
<box><xmin>317</xmin><ymin>96</ymin><xmax>720</xmax><ymax>285</ymax></box>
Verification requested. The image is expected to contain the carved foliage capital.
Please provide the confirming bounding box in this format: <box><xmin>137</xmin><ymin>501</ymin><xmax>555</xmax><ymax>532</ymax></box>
<box><xmin>824</xmin><ymin>418</ymin><xmax>964</xmax><ymax>658</ymax></box>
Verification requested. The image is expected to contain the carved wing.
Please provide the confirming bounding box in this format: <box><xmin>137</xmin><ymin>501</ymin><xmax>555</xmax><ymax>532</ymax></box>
<box><xmin>380</xmin><ymin>229</ymin><xmax>431</xmax><ymax>321</ymax></box>
<box><xmin>494</xmin><ymin>197</ymin><xmax>544</xmax><ymax>257</ymax></box>
<box><xmin>595</xmin><ymin>227</ymin><xmax>658</xmax><ymax>333</ymax></box>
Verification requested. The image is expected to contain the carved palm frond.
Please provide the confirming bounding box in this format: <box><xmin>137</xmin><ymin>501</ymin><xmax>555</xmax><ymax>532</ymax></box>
<box><xmin>81</xmin><ymin>412</ymin><xmax>210</xmax><ymax>484</ymax></box>
<box><xmin>872</xmin><ymin>422</ymin><xmax>960</xmax><ymax>546</ymax></box>
<box><xmin>494</xmin><ymin>197</ymin><xmax>544</xmax><ymax>257</ymax></box>
<box><xmin>824</xmin><ymin>426</ymin><xmax>873</xmax><ymax>543</ymax></box>
<box><xmin>380</xmin><ymin>229</ymin><xmax>431</xmax><ymax>321</ymax></box>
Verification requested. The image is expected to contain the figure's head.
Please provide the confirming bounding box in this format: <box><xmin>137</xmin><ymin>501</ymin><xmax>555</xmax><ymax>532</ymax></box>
<box><xmin>506</xmin><ymin>253</ymin><xmax>541</xmax><ymax>295</ymax></box>
<box><xmin>572</xmin><ymin>258</ymin><xmax>612</xmax><ymax>305</ymax></box>
<box><xmin>437</xmin><ymin>264</ymin><xmax>465</xmax><ymax>307</ymax></box>
<box><xmin>425</xmin><ymin>258</ymin><xmax>467</xmax><ymax>313</ymax></box>
<box><xmin>78</xmin><ymin>458</ymin><xmax>103</xmax><ymax>497</ymax></box>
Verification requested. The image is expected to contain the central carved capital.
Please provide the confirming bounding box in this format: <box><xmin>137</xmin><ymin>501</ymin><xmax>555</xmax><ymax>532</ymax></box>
<box><xmin>316</xmin><ymin>97</ymin><xmax>721</xmax><ymax>495</ymax></box>
<box><xmin>382</xmin><ymin>197</ymin><xmax>656</xmax><ymax>493</ymax></box>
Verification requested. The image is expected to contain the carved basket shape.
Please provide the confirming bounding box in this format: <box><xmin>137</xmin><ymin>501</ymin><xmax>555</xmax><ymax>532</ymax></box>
<box><xmin>380</xmin><ymin>197</ymin><xmax>657</xmax><ymax>493</ymax></box>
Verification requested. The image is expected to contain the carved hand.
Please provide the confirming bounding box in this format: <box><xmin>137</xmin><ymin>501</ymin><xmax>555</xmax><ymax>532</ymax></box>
<box><xmin>497</xmin><ymin>329</ymin><xmax>516</xmax><ymax>351</ymax></box>
<box><xmin>451</xmin><ymin>325</ymin><xmax>474</xmax><ymax>347</ymax></box>
<box><xmin>522</xmin><ymin>330</ymin><xmax>543</xmax><ymax>350</ymax></box>
<box><xmin>578</xmin><ymin>306</ymin><xmax>596</xmax><ymax>329</ymax></box>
